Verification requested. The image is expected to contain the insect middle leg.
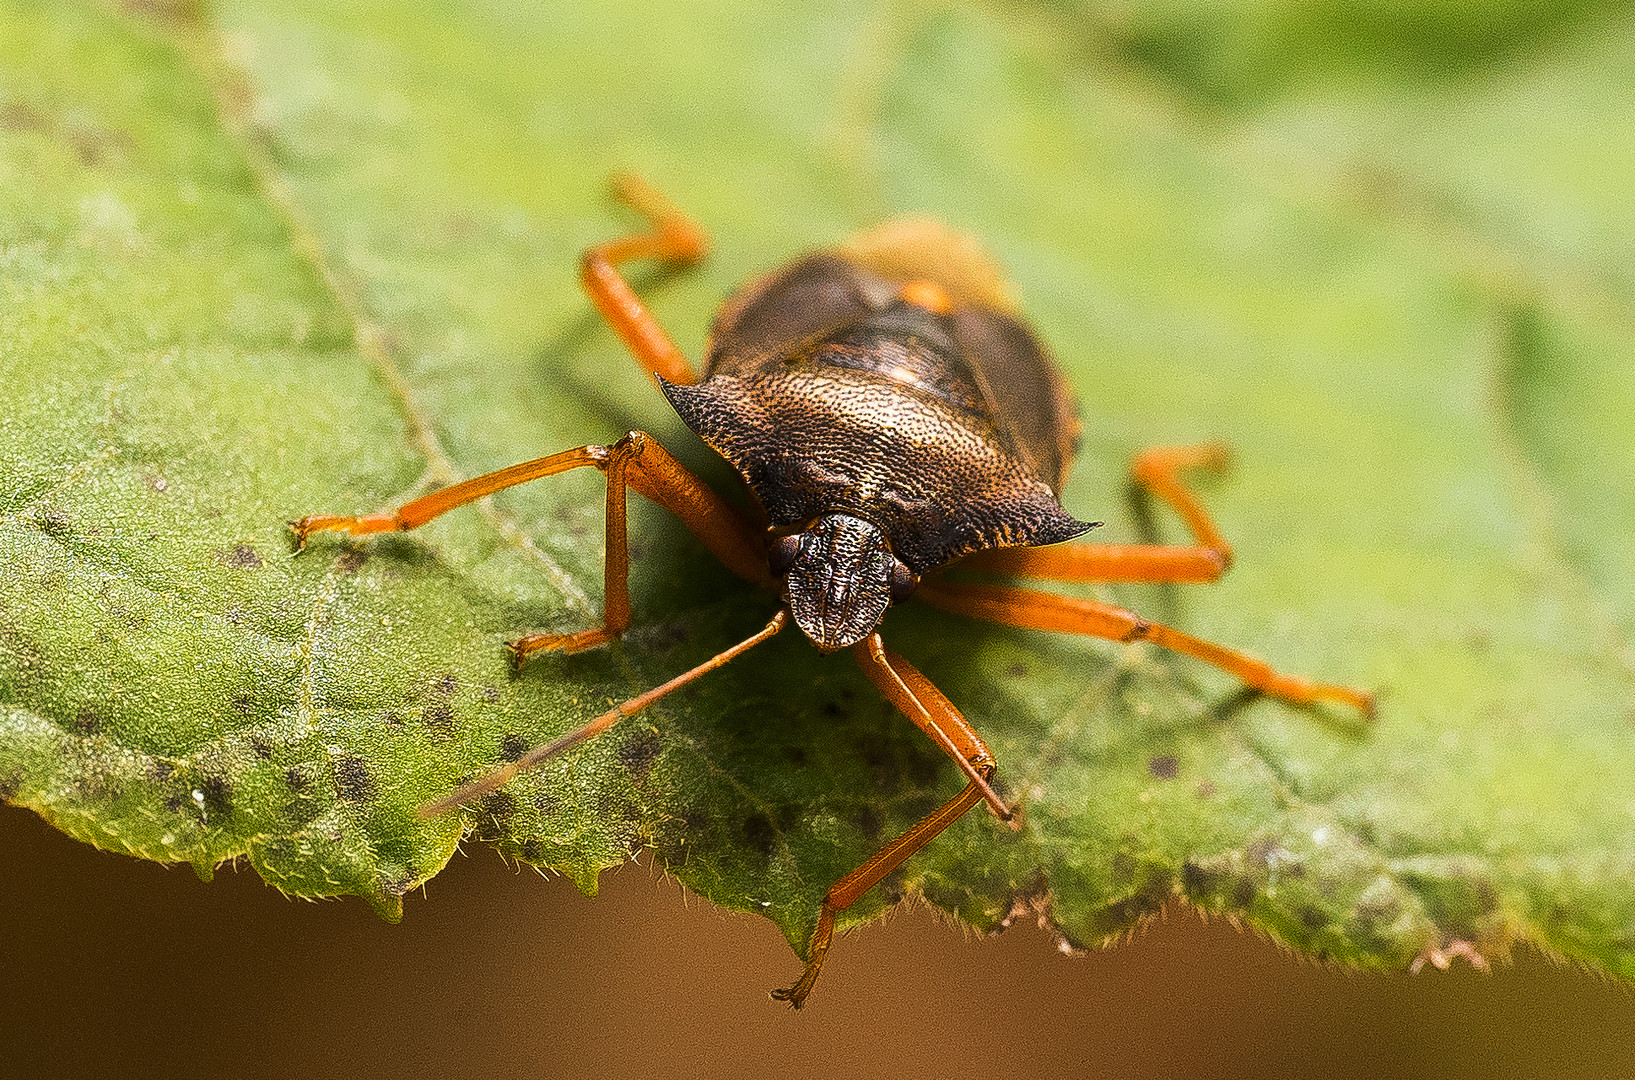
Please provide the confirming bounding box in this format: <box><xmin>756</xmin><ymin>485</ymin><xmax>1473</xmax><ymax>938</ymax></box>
<box><xmin>771</xmin><ymin>636</ymin><xmax>1001</xmax><ymax>1008</ymax></box>
<box><xmin>962</xmin><ymin>443</ymin><xmax>1233</xmax><ymax>584</ymax></box>
<box><xmin>291</xmin><ymin>431</ymin><xmax>767</xmax><ymax>658</ymax></box>
<box><xmin>926</xmin><ymin>442</ymin><xmax>1373</xmax><ymax>714</ymax></box>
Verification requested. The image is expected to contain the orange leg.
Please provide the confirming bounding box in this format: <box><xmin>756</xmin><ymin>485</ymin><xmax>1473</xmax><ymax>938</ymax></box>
<box><xmin>291</xmin><ymin>432</ymin><xmax>768</xmax><ymax>659</ymax></box>
<box><xmin>918</xmin><ymin>579</ymin><xmax>1374</xmax><ymax>716</ymax></box>
<box><xmin>771</xmin><ymin>635</ymin><xmax>1002</xmax><ymax>1008</ymax></box>
<box><xmin>852</xmin><ymin>637</ymin><xmax>1006</xmax><ymax>818</ymax></box>
<box><xmin>966</xmin><ymin>442</ymin><xmax>1232</xmax><ymax>583</ymax></box>
<box><xmin>581</xmin><ymin>173</ymin><xmax>709</xmax><ymax>386</ymax></box>
<box><xmin>420</xmin><ymin>611</ymin><xmax>788</xmax><ymax>817</ymax></box>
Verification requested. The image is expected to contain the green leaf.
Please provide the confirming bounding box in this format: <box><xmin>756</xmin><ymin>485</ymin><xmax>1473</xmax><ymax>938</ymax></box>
<box><xmin>3</xmin><ymin>0</ymin><xmax>1632</xmax><ymax>982</ymax></box>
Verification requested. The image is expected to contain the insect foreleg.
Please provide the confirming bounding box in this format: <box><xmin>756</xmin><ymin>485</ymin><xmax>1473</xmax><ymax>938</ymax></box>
<box><xmin>290</xmin><ymin>445</ymin><xmax>610</xmax><ymax>546</ymax></box>
<box><xmin>419</xmin><ymin>610</ymin><xmax>788</xmax><ymax>818</ymax></box>
<box><xmin>293</xmin><ymin>432</ymin><xmax>767</xmax><ymax>662</ymax></box>
<box><xmin>771</xmin><ymin>637</ymin><xmax>1005</xmax><ymax>1009</ymax></box>
<box><xmin>505</xmin><ymin>431</ymin><xmax>768</xmax><ymax>660</ymax></box>
<box><xmin>851</xmin><ymin>638</ymin><xmax>1007</xmax><ymax>818</ymax></box>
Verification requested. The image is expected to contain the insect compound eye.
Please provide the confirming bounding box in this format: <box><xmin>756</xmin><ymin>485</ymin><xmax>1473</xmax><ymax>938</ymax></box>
<box><xmin>887</xmin><ymin>558</ymin><xmax>918</xmax><ymax>604</ymax></box>
<box><xmin>768</xmin><ymin>533</ymin><xmax>804</xmax><ymax>577</ymax></box>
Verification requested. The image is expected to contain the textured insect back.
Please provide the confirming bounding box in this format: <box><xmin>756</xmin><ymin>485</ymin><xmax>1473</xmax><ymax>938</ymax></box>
<box><xmin>841</xmin><ymin>217</ymin><xmax>1081</xmax><ymax>492</ymax></box>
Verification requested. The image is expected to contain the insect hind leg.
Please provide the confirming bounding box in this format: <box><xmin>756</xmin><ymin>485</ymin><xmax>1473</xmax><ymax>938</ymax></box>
<box><xmin>917</xmin><ymin>579</ymin><xmax>1374</xmax><ymax>716</ymax></box>
<box><xmin>580</xmin><ymin>173</ymin><xmax>709</xmax><ymax>386</ymax></box>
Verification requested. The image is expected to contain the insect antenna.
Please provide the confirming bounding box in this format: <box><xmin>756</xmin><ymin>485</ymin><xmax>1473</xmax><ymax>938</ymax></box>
<box><xmin>419</xmin><ymin>610</ymin><xmax>788</xmax><ymax>818</ymax></box>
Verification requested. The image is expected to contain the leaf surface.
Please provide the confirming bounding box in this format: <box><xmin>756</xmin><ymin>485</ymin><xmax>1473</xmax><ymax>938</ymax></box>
<box><xmin>2</xmin><ymin>0</ymin><xmax>1632</xmax><ymax>976</ymax></box>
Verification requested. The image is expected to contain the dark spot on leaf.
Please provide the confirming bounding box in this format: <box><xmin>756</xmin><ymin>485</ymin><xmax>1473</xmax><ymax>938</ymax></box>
<box><xmin>215</xmin><ymin>544</ymin><xmax>264</xmax><ymax>569</ymax></box>
<box><xmin>1148</xmin><ymin>754</ymin><xmax>1178</xmax><ymax>780</ymax></box>
<box><xmin>73</xmin><ymin>708</ymin><xmax>101</xmax><ymax>735</ymax></box>
<box><xmin>199</xmin><ymin>773</ymin><xmax>233</xmax><ymax>818</ymax></box>
<box><xmin>0</xmin><ymin>768</ymin><xmax>24</xmax><ymax>800</ymax></box>
<box><xmin>1247</xmin><ymin>836</ymin><xmax>1279</xmax><ymax>867</ymax></box>
<box><xmin>281</xmin><ymin>798</ymin><xmax>320</xmax><ymax>826</ymax></box>
<box><xmin>119</xmin><ymin>0</ymin><xmax>204</xmax><ymax>29</ymax></box>
<box><xmin>661</xmin><ymin>812</ymin><xmax>707</xmax><ymax>861</ymax></box>
<box><xmin>382</xmin><ymin>711</ymin><xmax>407</xmax><ymax>729</ymax></box>
<box><xmin>853</xmin><ymin>804</ymin><xmax>883</xmax><ymax>843</ymax></box>
<box><xmin>1395</xmin><ymin>860</ymin><xmax>1501</xmax><ymax>935</ymax></box>
<box><xmin>333</xmin><ymin>756</ymin><xmax>374</xmax><ymax>803</ymax></box>
<box><xmin>483</xmin><ymin>685</ymin><xmax>500</xmax><ymax>703</ymax></box>
<box><xmin>439</xmin><ymin>212</ymin><xmax>476</xmax><ymax>241</ymax></box>
<box><xmin>232</xmin><ymin>694</ymin><xmax>257</xmax><ymax>716</ymax></box>
<box><xmin>1005</xmin><ymin>663</ymin><xmax>1027</xmax><ymax>677</ymax></box>
<box><xmin>617</xmin><ymin>730</ymin><xmax>662</xmax><ymax>782</ymax></box>
<box><xmin>1195</xmin><ymin>780</ymin><xmax>1217</xmax><ymax>799</ymax></box>
<box><xmin>0</xmin><ymin>102</ymin><xmax>48</xmax><ymax>132</ymax></box>
<box><xmin>1232</xmin><ymin>876</ymin><xmax>1256</xmax><ymax>909</ymax></box>
<box><xmin>740</xmin><ymin>813</ymin><xmax>776</xmax><ymax>859</ymax></box>
<box><xmin>422</xmin><ymin>702</ymin><xmax>455</xmax><ymax>737</ymax></box>
<box><xmin>1300</xmin><ymin>905</ymin><xmax>1328</xmax><ymax>931</ymax></box>
<box><xmin>383</xmin><ymin>871</ymin><xmax>420</xmax><ymax>898</ymax></box>
<box><xmin>38</xmin><ymin>509</ymin><xmax>69</xmax><ymax>536</ymax></box>
<box><xmin>531</xmin><ymin>792</ymin><xmax>560</xmax><ymax>816</ymax></box>
<box><xmin>479</xmin><ymin>791</ymin><xmax>517</xmax><ymax>822</ymax></box>
<box><xmin>595</xmin><ymin>788</ymin><xmax>638</xmax><ymax>829</ymax></box>
<box><xmin>335</xmin><ymin>549</ymin><xmax>370</xmax><ymax>574</ymax></box>
<box><xmin>644</xmin><ymin>618</ymin><xmax>688</xmax><ymax>650</ymax></box>
<box><xmin>164</xmin><ymin>793</ymin><xmax>185</xmax><ymax>813</ymax></box>
<box><xmin>1354</xmin><ymin>890</ymin><xmax>1404</xmax><ymax>934</ymax></box>
<box><xmin>1181</xmin><ymin>859</ymin><xmax>1215</xmax><ymax>898</ymax></box>
<box><xmin>499</xmin><ymin>734</ymin><xmax>530</xmax><ymax>762</ymax></box>
<box><xmin>284</xmin><ymin>767</ymin><xmax>310</xmax><ymax>793</ymax></box>
<box><xmin>75</xmin><ymin>127</ymin><xmax>129</xmax><ymax>167</ymax></box>
<box><xmin>1098</xmin><ymin>878</ymin><xmax>1170</xmax><ymax>929</ymax></box>
<box><xmin>1110</xmin><ymin>851</ymin><xmax>1137</xmax><ymax>888</ymax></box>
<box><xmin>782</xmin><ymin>745</ymin><xmax>807</xmax><ymax>767</ymax></box>
<box><xmin>857</xmin><ymin>728</ymin><xmax>942</xmax><ymax>791</ymax></box>
<box><xmin>878</xmin><ymin>875</ymin><xmax>906</xmax><ymax>907</ymax></box>
<box><xmin>436</xmin><ymin>673</ymin><xmax>458</xmax><ymax>696</ymax></box>
<box><xmin>148</xmin><ymin>759</ymin><xmax>175</xmax><ymax>782</ymax></box>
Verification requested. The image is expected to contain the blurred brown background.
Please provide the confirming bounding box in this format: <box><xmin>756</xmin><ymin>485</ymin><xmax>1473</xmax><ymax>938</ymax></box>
<box><xmin>4</xmin><ymin>803</ymin><xmax>1630</xmax><ymax>1080</ymax></box>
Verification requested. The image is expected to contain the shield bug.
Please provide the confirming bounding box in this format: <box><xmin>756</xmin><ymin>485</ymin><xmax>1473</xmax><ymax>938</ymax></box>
<box><xmin>292</xmin><ymin>176</ymin><xmax>1373</xmax><ymax>1007</ymax></box>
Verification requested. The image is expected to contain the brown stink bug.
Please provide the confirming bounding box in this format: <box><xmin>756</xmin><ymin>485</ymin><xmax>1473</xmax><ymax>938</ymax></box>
<box><xmin>292</xmin><ymin>176</ymin><xmax>1373</xmax><ymax>1007</ymax></box>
